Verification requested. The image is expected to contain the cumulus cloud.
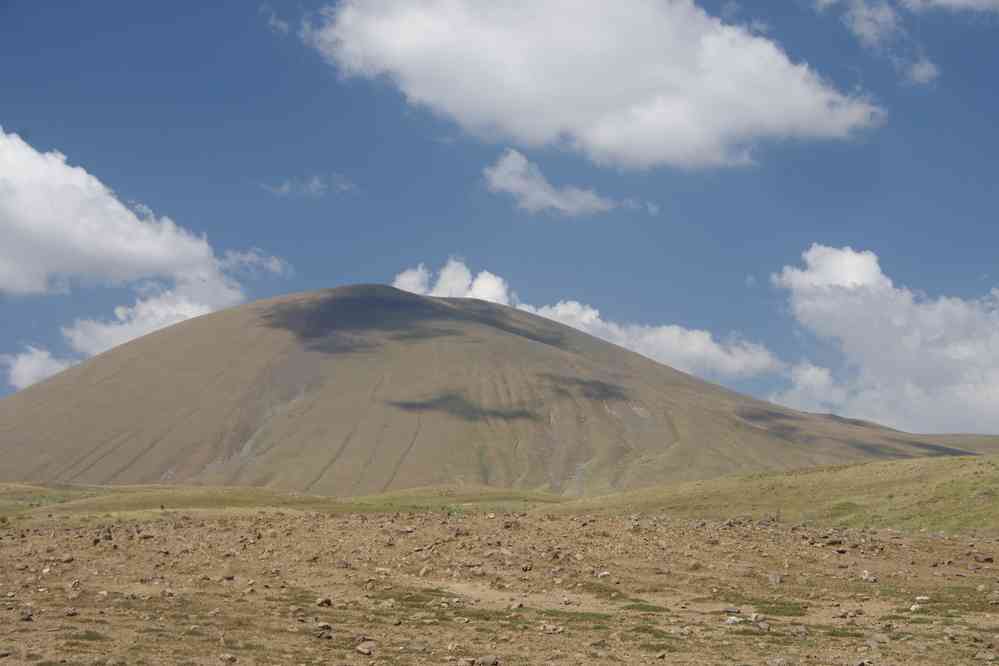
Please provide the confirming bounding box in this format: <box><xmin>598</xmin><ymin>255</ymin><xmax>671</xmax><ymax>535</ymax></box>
<box><xmin>261</xmin><ymin>173</ymin><xmax>356</xmax><ymax>198</ymax></box>
<box><xmin>772</xmin><ymin>244</ymin><xmax>999</xmax><ymax>433</ymax></box>
<box><xmin>0</xmin><ymin>129</ymin><xmax>216</xmax><ymax>295</ymax></box>
<box><xmin>305</xmin><ymin>1</ymin><xmax>883</xmax><ymax>169</ymax></box>
<box><xmin>61</xmin><ymin>275</ymin><xmax>243</xmax><ymax>357</ymax></box>
<box><xmin>0</xmin><ymin>347</ymin><xmax>74</xmax><ymax>391</ymax></box>
<box><xmin>770</xmin><ymin>361</ymin><xmax>849</xmax><ymax>414</ymax></box>
<box><xmin>484</xmin><ymin>150</ymin><xmax>617</xmax><ymax>217</ymax></box>
<box><xmin>392</xmin><ymin>259</ymin><xmax>782</xmax><ymax>380</ymax></box>
<box><xmin>0</xmin><ymin>128</ymin><xmax>288</xmax><ymax>390</ymax></box>
<box><xmin>396</xmin><ymin>259</ymin><xmax>514</xmax><ymax>305</ymax></box>
<box><xmin>523</xmin><ymin>300</ymin><xmax>784</xmax><ymax>379</ymax></box>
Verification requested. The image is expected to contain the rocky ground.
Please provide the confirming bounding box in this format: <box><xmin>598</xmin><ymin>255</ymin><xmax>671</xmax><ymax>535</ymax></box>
<box><xmin>2</xmin><ymin>506</ymin><xmax>999</xmax><ymax>665</ymax></box>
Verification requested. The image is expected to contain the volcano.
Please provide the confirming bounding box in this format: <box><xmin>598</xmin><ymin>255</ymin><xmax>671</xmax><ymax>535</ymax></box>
<box><xmin>3</xmin><ymin>285</ymin><xmax>997</xmax><ymax>496</ymax></box>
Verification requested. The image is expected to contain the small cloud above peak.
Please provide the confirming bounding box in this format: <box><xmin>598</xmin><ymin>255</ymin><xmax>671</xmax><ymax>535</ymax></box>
<box><xmin>484</xmin><ymin>150</ymin><xmax>659</xmax><ymax>218</ymax></box>
<box><xmin>484</xmin><ymin>150</ymin><xmax>615</xmax><ymax>217</ymax></box>
<box><xmin>393</xmin><ymin>258</ymin><xmax>782</xmax><ymax>380</ymax></box>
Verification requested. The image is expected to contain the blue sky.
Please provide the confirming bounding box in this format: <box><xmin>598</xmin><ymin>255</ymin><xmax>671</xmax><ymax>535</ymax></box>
<box><xmin>1</xmin><ymin>1</ymin><xmax>997</xmax><ymax>433</ymax></box>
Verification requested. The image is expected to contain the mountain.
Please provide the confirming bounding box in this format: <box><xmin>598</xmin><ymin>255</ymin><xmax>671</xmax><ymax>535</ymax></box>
<box><xmin>2</xmin><ymin>285</ymin><xmax>997</xmax><ymax>497</ymax></box>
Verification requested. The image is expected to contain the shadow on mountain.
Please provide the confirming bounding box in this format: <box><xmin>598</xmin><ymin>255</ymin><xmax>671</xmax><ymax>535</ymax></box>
<box><xmin>388</xmin><ymin>391</ymin><xmax>539</xmax><ymax>422</ymax></box>
<box><xmin>823</xmin><ymin>413</ymin><xmax>887</xmax><ymax>430</ymax></box>
<box><xmin>890</xmin><ymin>439</ymin><xmax>975</xmax><ymax>457</ymax></box>
<box><xmin>737</xmin><ymin>406</ymin><xmax>810</xmax><ymax>443</ymax></box>
<box><xmin>261</xmin><ymin>285</ymin><xmax>566</xmax><ymax>354</ymax></box>
<box><xmin>300</xmin><ymin>335</ymin><xmax>380</xmax><ymax>355</ymax></box>
<box><xmin>542</xmin><ymin>374</ymin><xmax>630</xmax><ymax>401</ymax></box>
<box><xmin>390</xmin><ymin>327</ymin><xmax>465</xmax><ymax>342</ymax></box>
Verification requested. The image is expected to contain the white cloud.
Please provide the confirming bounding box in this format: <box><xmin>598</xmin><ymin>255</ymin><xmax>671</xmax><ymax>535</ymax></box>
<box><xmin>483</xmin><ymin>150</ymin><xmax>616</xmax><ymax>216</ymax></box>
<box><xmin>900</xmin><ymin>0</ymin><xmax>999</xmax><ymax>10</ymax></box>
<box><xmin>843</xmin><ymin>0</ymin><xmax>903</xmax><ymax>47</ymax></box>
<box><xmin>773</xmin><ymin>243</ymin><xmax>890</xmax><ymax>290</ymax></box>
<box><xmin>906</xmin><ymin>57</ymin><xmax>940</xmax><ymax>84</ymax></box>
<box><xmin>0</xmin><ymin>346</ymin><xmax>74</xmax><ymax>390</ymax></box>
<box><xmin>816</xmin><ymin>1</ymin><xmax>942</xmax><ymax>85</ymax></box>
<box><xmin>770</xmin><ymin>361</ymin><xmax>849</xmax><ymax>413</ymax></box>
<box><xmin>393</xmin><ymin>259</ymin><xmax>782</xmax><ymax>380</ymax></box>
<box><xmin>411</xmin><ymin>258</ymin><xmax>515</xmax><ymax>305</ymax></box>
<box><xmin>0</xmin><ymin>129</ymin><xmax>288</xmax><ymax>390</ymax></box>
<box><xmin>61</xmin><ymin>275</ymin><xmax>243</xmax><ymax>357</ymax></box>
<box><xmin>306</xmin><ymin>1</ymin><xmax>883</xmax><ymax>169</ymax></box>
<box><xmin>0</xmin><ymin>128</ymin><xmax>216</xmax><ymax>295</ymax></box>
<box><xmin>221</xmin><ymin>248</ymin><xmax>294</xmax><ymax>277</ymax></box>
<box><xmin>523</xmin><ymin>300</ymin><xmax>784</xmax><ymax>379</ymax></box>
<box><xmin>261</xmin><ymin>4</ymin><xmax>290</xmax><ymax>35</ymax></box>
<box><xmin>392</xmin><ymin>264</ymin><xmax>431</xmax><ymax>296</ymax></box>
<box><xmin>772</xmin><ymin>244</ymin><xmax>999</xmax><ymax>433</ymax></box>
<box><xmin>261</xmin><ymin>173</ymin><xmax>356</xmax><ymax>198</ymax></box>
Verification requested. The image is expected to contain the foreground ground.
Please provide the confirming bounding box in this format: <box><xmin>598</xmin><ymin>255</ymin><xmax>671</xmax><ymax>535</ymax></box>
<box><xmin>2</xmin><ymin>457</ymin><xmax>999</xmax><ymax>665</ymax></box>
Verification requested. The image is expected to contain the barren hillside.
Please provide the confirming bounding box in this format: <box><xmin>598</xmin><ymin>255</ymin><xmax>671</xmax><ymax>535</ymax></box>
<box><xmin>2</xmin><ymin>285</ymin><xmax>997</xmax><ymax>496</ymax></box>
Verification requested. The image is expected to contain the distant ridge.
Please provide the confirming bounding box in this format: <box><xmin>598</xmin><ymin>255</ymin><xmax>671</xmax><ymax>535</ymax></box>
<box><xmin>2</xmin><ymin>284</ymin><xmax>998</xmax><ymax>496</ymax></box>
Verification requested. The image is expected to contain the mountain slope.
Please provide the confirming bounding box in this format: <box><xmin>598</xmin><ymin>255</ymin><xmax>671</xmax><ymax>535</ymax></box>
<box><xmin>2</xmin><ymin>285</ymin><xmax>997</xmax><ymax>496</ymax></box>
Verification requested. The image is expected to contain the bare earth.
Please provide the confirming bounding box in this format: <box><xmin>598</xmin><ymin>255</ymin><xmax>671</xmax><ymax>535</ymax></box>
<box><xmin>5</xmin><ymin>286</ymin><xmax>999</xmax><ymax>497</ymax></box>
<box><xmin>4</xmin><ymin>502</ymin><xmax>999</xmax><ymax>665</ymax></box>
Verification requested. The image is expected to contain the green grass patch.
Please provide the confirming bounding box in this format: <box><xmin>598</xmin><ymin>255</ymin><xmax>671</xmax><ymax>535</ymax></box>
<box><xmin>629</xmin><ymin>625</ymin><xmax>673</xmax><ymax>640</ymax></box>
<box><xmin>370</xmin><ymin>586</ymin><xmax>453</xmax><ymax>608</ymax></box>
<box><xmin>66</xmin><ymin>630</ymin><xmax>110</xmax><ymax>641</ymax></box>
<box><xmin>621</xmin><ymin>602</ymin><xmax>669</xmax><ymax>613</ymax></box>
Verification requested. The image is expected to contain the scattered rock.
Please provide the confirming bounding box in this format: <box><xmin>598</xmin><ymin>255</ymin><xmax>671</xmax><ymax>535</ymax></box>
<box><xmin>356</xmin><ymin>640</ymin><xmax>376</xmax><ymax>655</ymax></box>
